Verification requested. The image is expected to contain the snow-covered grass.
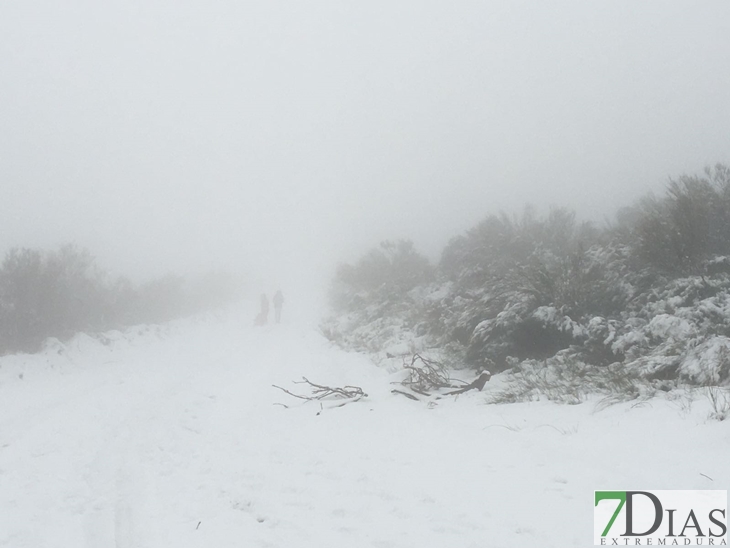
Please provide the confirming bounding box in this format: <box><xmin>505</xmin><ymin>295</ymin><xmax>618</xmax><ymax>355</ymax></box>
<box><xmin>706</xmin><ymin>385</ymin><xmax>730</xmax><ymax>421</ymax></box>
<box><xmin>1</xmin><ymin>304</ymin><xmax>729</xmax><ymax>547</ymax></box>
<box><xmin>487</xmin><ymin>357</ymin><xmax>654</xmax><ymax>407</ymax></box>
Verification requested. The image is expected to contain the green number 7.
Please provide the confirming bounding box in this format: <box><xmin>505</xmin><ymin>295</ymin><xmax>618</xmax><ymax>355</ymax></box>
<box><xmin>595</xmin><ymin>491</ymin><xmax>627</xmax><ymax>537</ymax></box>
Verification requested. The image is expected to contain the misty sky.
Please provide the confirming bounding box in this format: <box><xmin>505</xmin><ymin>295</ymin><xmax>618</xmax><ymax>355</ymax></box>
<box><xmin>1</xmin><ymin>1</ymin><xmax>729</xmax><ymax>291</ymax></box>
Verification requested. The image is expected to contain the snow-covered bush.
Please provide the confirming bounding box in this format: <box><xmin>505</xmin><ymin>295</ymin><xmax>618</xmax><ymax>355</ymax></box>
<box><xmin>434</xmin><ymin>209</ymin><xmax>634</xmax><ymax>371</ymax></box>
<box><xmin>322</xmin><ymin>240</ymin><xmax>435</xmax><ymax>358</ymax></box>
<box><xmin>325</xmin><ymin>164</ymin><xmax>730</xmax><ymax>390</ymax></box>
<box><xmin>489</xmin><ymin>356</ymin><xmax>654</xmax><ymax>406</ymax></box>
<box><xmin>610</xmin><ymin>275</ymin><xmax>730</xmax><ymax>383</ymax></box>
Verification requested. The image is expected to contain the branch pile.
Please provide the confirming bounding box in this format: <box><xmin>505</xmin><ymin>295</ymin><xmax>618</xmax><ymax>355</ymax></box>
<box><xmin>400</xmin><ymin>354</ymin><xmax>455</xmax><ymax>394</ymax></box>
<box><xmin>392</xmin><ymin>353</ymin><xmax>491</xmax><ymax>401</ymax></box>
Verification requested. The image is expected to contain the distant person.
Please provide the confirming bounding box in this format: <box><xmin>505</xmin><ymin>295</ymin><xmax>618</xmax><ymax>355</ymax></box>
<box><xmin>254</xmin><ymin>293</ymin><xmax>269</xmax><ymax>326</ymax></box>
<box><xmin>273</xmin><ymin>290</ymin><xmax>284</xmax><ymax>323</ymax></box>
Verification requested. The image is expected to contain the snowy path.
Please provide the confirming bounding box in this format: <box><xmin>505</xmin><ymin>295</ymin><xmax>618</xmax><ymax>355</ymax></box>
<box><xmin>1</xmin><ymin>311</ymin><xmax>729</xmax><ymax>547</ymax></box>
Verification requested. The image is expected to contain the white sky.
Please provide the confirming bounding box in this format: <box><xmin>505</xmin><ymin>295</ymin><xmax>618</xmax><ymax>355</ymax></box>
<box><xmin>1</xmin><ymin>1</ymin><xmax>729</xmax><ymax>291</ymax></box>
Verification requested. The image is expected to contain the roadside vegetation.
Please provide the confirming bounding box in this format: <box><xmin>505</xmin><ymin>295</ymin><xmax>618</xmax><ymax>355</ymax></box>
<box><xmin>323</xmin><ymin>165</ymin><xmax>730</xmax><ymax>407</ymax></box>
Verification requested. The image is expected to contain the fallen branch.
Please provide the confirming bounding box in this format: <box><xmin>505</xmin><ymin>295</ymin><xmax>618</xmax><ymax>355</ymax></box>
<box><xmin>398</xmin><ymin>354</ymin><xmax>461</xmax><ymax>392</ymax></box>
<box><xmin>445</xmin><ymin>372</ymin><xmax>492</xmax><ymax>395</ymax></box>
<box><xmin>273</xmin><ymin>377</ymin><xmax>367</xmax><ymax>406</ymax></box>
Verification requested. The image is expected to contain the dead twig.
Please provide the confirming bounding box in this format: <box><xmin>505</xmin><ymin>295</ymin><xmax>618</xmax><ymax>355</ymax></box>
<box><xmin>391</xmin><ymin>389</ymin><xmax>420</xmax><ymax>401</ymax></box>
<box><xmin>296</xmin><ymin>377</ymin><xmax>367</xmax><ymax>399</ymax></box>
<box><xmin>271</xmin><ymin>384</ymin><xmax>312</xmax><ymax>401</ymax></box>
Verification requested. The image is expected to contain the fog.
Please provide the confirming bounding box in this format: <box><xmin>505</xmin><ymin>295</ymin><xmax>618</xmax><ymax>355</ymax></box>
<box><xmin>1</xmin><ymin>1</ymin><xmax>729</xmax><ymax>294</ymax></box>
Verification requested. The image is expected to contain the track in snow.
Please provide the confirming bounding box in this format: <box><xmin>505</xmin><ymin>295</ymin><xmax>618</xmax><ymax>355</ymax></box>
<box><xmin>1</xmin><ymin>309</ymin><xmax>728</xmax><ymax>547</ymax></box>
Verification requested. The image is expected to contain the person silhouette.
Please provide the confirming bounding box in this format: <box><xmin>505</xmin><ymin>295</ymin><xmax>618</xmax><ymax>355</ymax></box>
<box><xmin>273</xmin><ymin>290</ymin><xmax>284</xmax><ymax>323</ymax></box>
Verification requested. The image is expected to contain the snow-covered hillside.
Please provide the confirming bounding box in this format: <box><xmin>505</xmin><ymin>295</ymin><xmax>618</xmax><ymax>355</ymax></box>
<box><xmin>1</xmin><ymin>305</ymin><xmax>728</xmax><ymax>548</ymax></box>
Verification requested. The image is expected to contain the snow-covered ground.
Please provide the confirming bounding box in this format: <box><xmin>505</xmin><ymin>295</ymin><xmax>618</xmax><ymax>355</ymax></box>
<box><xmin>1</xmin><ymin>304</ymin><xmax>728</xmax><ymax>548</ymax></box>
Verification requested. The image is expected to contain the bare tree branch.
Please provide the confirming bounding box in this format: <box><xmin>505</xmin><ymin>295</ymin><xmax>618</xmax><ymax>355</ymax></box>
<box><xmin>273</xmin><ymin>377</ymin><xmax>367</xmax><ymax>407</ymax></box>
<box><xmin>397</xmin><ymin>353</ymin><xmax>461</xmax><ymax>392</ymax></box>
<box><xmin>445</xmin><ymin>372</ymin><xmax>492</xmax><ymax>395</ymax></box>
